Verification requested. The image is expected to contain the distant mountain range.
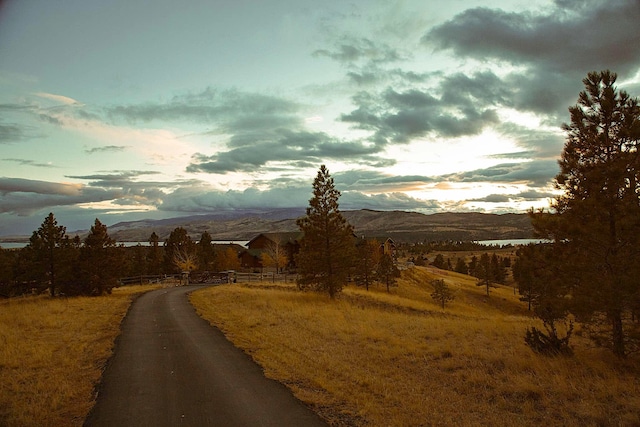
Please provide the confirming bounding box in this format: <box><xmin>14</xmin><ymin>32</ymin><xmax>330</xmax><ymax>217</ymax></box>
<box><xmin>105</xmin><ymin>209</ymin><xmax>534</xmax><ymax>243</ymax></box>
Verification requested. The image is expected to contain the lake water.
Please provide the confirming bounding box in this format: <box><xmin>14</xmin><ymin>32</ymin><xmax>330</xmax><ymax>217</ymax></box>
<box><xmin>0</xmin><ymin>240</ymin><xmax>250</xmax><ymax>249</ymax></box>
<box><xmin>475</xmin><ymin>238</ymin><xmax>548</xmax><ymax>246</ymax></box>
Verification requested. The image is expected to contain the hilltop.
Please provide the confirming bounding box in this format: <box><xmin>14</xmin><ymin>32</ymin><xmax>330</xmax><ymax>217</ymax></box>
<box><xmin>106</xmin><ymin>209</ymin><xmax>533</xmax><ymax>242</ymax></box>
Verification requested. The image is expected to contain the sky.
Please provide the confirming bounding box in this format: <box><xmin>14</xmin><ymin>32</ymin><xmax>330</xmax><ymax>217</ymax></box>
<box><xmin>1</xmin><ymin>0</ymin><xmax>640</xmax><ymax>236</ymax></box>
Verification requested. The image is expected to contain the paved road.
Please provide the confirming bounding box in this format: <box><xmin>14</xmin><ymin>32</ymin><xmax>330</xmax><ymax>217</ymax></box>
<box><xmin>84</xmin><ymin>285</ymin><xmax>327</xmax><ymax>427</ymax></box>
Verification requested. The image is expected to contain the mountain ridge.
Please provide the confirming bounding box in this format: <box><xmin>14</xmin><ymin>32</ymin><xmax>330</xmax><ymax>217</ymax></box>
<box><xmin>106</xmin><ymin>209</ymin><xmax>534</xmax><ymax>243</ymax></box>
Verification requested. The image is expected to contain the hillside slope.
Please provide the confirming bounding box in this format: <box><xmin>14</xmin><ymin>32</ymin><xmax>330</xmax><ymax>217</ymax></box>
<box><xmin>107</xmin><ymin>209</ymin><xmax>533</xmax><ymax>242</ymax></box>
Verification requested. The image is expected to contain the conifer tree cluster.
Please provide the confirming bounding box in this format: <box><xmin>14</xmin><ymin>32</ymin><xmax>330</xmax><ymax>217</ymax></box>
<box><xmin>518</xmin><ymin>70</ymin><xmax>640</xmax><ymax>357</ymax></box>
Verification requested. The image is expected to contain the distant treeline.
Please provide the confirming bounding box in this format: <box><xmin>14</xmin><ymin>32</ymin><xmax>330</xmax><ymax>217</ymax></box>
<box><xmin>0</xmin><ymin>213</ymin><xmax>242</xmax><ymax>298</ymax></box>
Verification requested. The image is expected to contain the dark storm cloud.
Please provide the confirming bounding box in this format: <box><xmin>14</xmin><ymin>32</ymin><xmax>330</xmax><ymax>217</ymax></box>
<box><xmin>341</xmin><ymin>84</ymin><xmax>500</xmax><ymax>145</ymax></box>
<box><xmin>443</xmin><ymin>160</ymin><xmax>559</xmax><ymax>187</ymax></box>
<box><xmin>424</xmin><ymin>0</ymin><xmax>640</xmax><ymax>118</ymax></box>
<box><xmin>0</xmin><ymin>177</ymin><xmax>122</xmax><ymax>215</ymax></box>
<box><xmin>439</xmin><ymin>71</ymin><xmax>513</xmax><ymax>108</ymax></box>
<box><xmin>187</xmin><ymin>129</ymin><xmax>387</xmax><ymax>174</ymax></box>
<box><xmin>425</xmin><ymin>0</ymin><xmax>640</xmax><ymax>73</ymax></box>
<box><xmin>66</xmin><ymin>171</ymin><xmax>162</xmax><ymax>187</ymax></box>
<box><xmin>109</xmin><ymin>87</ymin><xmax>393</xmax><ymax>174</ymax></box>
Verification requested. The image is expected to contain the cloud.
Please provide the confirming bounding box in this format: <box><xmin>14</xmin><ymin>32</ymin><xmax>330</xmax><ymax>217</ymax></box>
<box><xmin>334</xmin><ymin>169</ymin><xmax>434</xmax><ymax>192</ymax></box>
<box><xmin>107</xmin><ymin>88</ymin><xmax>300</xmax><ymax>128</ymax></box>
<box><xmin>341</xmin><ymin>85</ymin><xmax>500</xmax><ymax>145</ymax></box>
<box><xmin>442</xmin><ymin>160</ymin><xmax>559</xmax><ymax>187</ymax></box>
<box><xmin>340</xmin><ymin>191</ymin><xmax>437</xmax><ymax>211</ymax></box>
<box><xmin>423</xmin><ymin>0</ymin><xmax>640</xmax><ymax>117</ymax></box>
<box><xmin>313</xmin><ymin>36</ymin><xmax>406</xmax><ymax>65</ymax></box>
<box><xmin>159</xmin><ymin>185</ymin><xmax>312</xmax><ymax>213</ymax></box>
<box><xmin>187</xmin><ymin>129</ymin><xmax>387</xmax><ymax>174</ymax></box>
<box><xmin>0</xmin><ymin>122</ymin><xmax>28</xmax><ymax>143</ymax></box>
<box><xmin>34</xmin><ymin>92</ymin><xmax>82</xmax><ymax>106</ymax></box>
<box><xmin>3</xmin><ymin>158</ymin><xmax>58</xmax><ymax>168</ymax></box>
<box><xmin>107</xmin><ymin>87</ymin><xmax>399</xmax><ymax>174</ymax></box>
<box><xmin>85</xmin><ymin>145</ymin><xmax>129</xmax><ymax>154</ymax></box>
<box><xmin>0</xmin><ymin>177</ymin><xmax>121</xmax><ymax>215</ymax></box>
<box><xmin>425</xmin><ymin>1</ymin><xmax>640</xmax><ymax>72</ymax></box>
<box><xmin>158</xmin><ymin>180</ymin><xmax>433</xmax><ymax>214</ymax></box>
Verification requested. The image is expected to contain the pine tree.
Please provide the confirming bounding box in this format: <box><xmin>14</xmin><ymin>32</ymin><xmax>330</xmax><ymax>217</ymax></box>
<box><xmin>296</xmin><ymin>165</ymin><xmax>356</xmax><ymax>299</ymax></box>
<box><xmin>197</xmin><ymin>231</ymin><xmax>216</xmax><ymax>271</ymax></box>
<box><xmin>532</xmin><ymin>70</ymin><xmax>640</xmax><ymax>357</ymax></box>
<box><xmin>377</xmin><ymin>253</ymin><xmax>400</xmax><ymax>292</ymax></box>
<box><xmin>147</xmin><ymin>232</ymin><xmax>163</xmax><ymax>275</ymax></box>
<box><xmin>454</xmin><ymin>257</ymin><xmax>468</xmax><ymax>275</ymax></box>
<box><xmin>27</xmin><ymin>213</ymin><xmax>67</xmax><ymax>296</ymax></box>
<box><xmin>76</xmin><ymin>219</ymin><xmax>121</xmax><ymax>295</ymax></box>
<box><xmin>430</xmin><ymin>278</ymin><xmax>454</xmax><ymax>309</ymax></box>
<box><xmin>475</xmin><ymin>253</ymin><xmax>492</xmax><ymax>296</ymax></box>
<box><xmin>354</xmin><ymin>238</ymin><xmax>381</xmax><ymax>291</ymax></box>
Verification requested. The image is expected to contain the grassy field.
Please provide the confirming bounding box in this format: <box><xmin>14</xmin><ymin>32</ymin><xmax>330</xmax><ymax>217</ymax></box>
<box><xmin>191</xmin><ymin>267</ymin><xmax>640</xmax><ymax>426</ymax></box>
<box><xmin>0</xmin><ymin>285</ymin><xmax>160</xmax><ymax>427</ymax></box>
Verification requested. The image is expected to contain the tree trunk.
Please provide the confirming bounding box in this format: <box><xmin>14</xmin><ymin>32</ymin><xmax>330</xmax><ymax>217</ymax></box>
<box><xmin>611</xmin><ymin>310</ymin><xmax>626</xmax><ymax>358</ymax></box>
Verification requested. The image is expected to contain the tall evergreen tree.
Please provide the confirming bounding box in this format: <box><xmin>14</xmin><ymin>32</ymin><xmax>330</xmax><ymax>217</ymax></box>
<box><xmin>197</xmin><ymin>231</ymin><xmax>216</xmax><ymax>271</ymax></box>
<box><xmin>147</xmin><ymin>232</ymin><xmax>163</xmax><ymax>275</ymax></box>
<box><xmin>75</xmin><ymin>219</ymin><xmax>121</xmax><ymax>295</ymax></box>
<box><xmin>296</xmin><ymin>165</ymin><xmax>356</xmax><ymax>299</ymax></box>
<box><xmin>27</xmin><ymin>213</ymin><xmax>67</xmax><ymax>296</ymax></box>
<box><xmin>532</xmin><ymin>70</ymin><xmax>640</xmax><ymax>357</ymax></box>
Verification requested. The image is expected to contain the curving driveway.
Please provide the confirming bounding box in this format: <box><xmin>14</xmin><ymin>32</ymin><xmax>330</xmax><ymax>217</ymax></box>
<box><xmin>84</xmin><ymin>285</ymin><xmax>326</xmax><ymax>427</ymax></box>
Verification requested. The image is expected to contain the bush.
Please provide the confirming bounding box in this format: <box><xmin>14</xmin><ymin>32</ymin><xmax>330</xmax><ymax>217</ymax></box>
<box><xmin>524</xmin><ymin>320</ymin><xmax>573</xmax><ymax>356</ymax></box>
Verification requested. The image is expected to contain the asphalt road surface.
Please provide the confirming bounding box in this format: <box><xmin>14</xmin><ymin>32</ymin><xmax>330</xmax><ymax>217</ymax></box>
<box><xmin>84</xmin><ymin>285</ymin><xmax>327</xmax><ymax>427</ymax></box>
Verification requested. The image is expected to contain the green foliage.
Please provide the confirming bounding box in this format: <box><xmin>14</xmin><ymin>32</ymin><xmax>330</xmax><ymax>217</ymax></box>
<box><xmin>430</xmin><ymin>278</ymin><xmax>454</xmax><ymax>309</ymax></box>
<box><xmin>296</xmin><ymin>165</ymin><xmax>356</xmax><ymax>299</ymax></box>
<box><xmin>532</xmin><ymin>70</ymin><xmax>640</xmax><ymax>357</ymax></box>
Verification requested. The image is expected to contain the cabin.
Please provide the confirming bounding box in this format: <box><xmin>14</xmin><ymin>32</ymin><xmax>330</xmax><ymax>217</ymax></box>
<box><xmin>356</xmin><ymin>236</ymin><xmax>396</xmax><ymax>258</ymax></box>
<box><xmin>240</xmin><ymin>232</ymin><xmax>303</xmax><ymax>271</ymax></box>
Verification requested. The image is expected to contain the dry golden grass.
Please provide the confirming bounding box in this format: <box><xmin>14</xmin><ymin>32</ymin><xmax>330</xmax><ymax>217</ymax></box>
<box><xmin>0</xmin><ymin>285</ymin><xmax>160</xmax><ymax>427</ymax></box>
<box><xmin>191</xmin><ymin>268</ymin><xmax>640</xmax><ymax>426</ymax></box>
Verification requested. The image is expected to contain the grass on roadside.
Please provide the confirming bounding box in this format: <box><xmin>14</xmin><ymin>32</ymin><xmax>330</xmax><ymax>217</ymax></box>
<box><xmin>191</xmin><ymin>268</ymin><xmax>640</xmax><ymax>426</ymax></box>
<box><xmin>0</xmin><ymin>285</ymin><xmax>160</xmax><ymax>427</ymax></box>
